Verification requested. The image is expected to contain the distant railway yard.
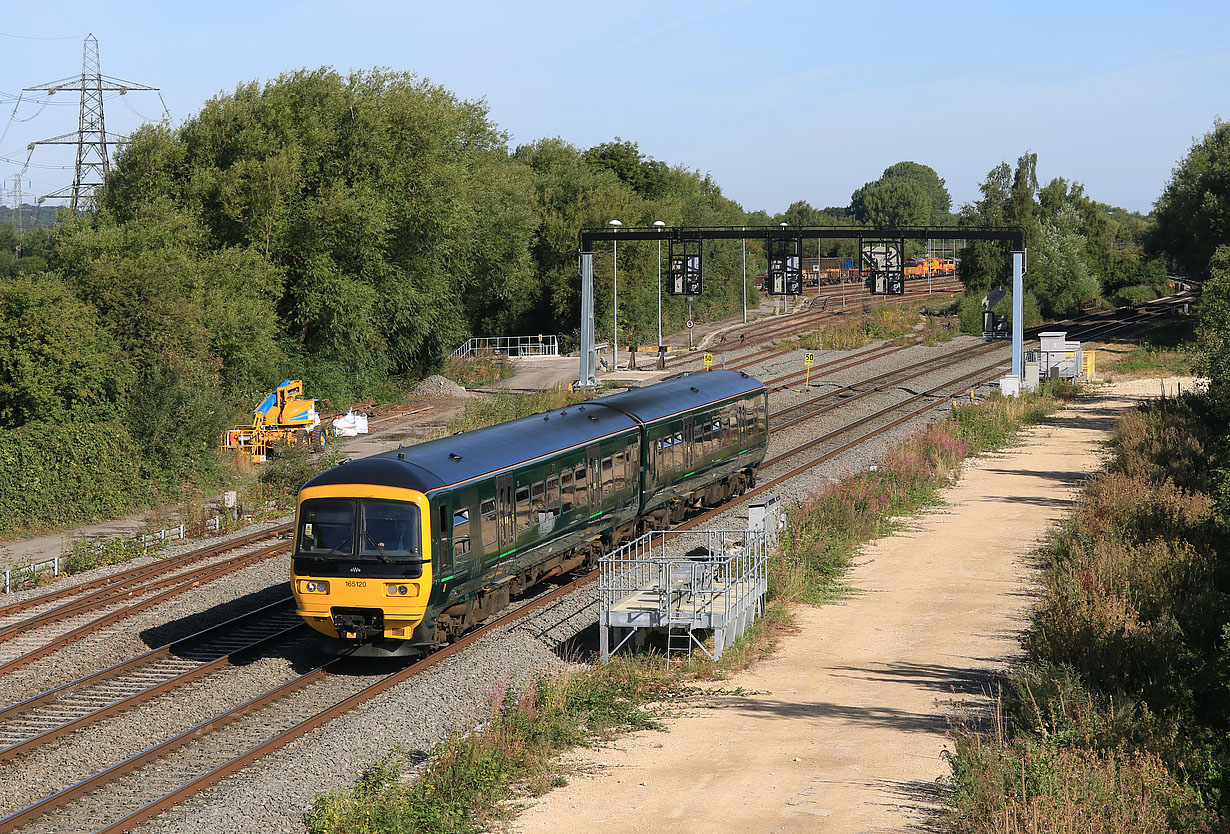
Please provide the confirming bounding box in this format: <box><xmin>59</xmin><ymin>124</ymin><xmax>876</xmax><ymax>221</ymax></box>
<box><xmin>0</xmin><ymin>284</ymin><xmax>1189</xmax><ymax>834</ymax></box>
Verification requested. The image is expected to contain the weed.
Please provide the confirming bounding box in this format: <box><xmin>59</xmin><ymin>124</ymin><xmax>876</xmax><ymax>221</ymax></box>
<box><xmin>442</xmin><ymin>354</ymin><xmax>516</xmax><ymax>388</ymax></box>
<box><xmin>442</xmin><ymin>389</ymin><xmax>591</xmax><ymax>436</ymax></box>
<box><xmin>942</xmin><ymin>389</ymin><xmax>1230</xmax><ymax>831</ymax></box>
<box><xmin>776</xmin><ymin>300</ymin><xmax>960</xmax><ymax>353</ymax></box>
<box><xmin>61</xmin><ymin>536</ymin><xmax>154</xmax><ymax>576</ymax></box>
<box><xmin>304</xmin><ymin>659</ymin><xmax>682</xmax><ymax>834</ymax></box>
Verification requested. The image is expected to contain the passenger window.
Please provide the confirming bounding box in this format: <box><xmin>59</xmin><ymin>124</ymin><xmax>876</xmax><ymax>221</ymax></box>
<box><xmin>561</xmin><ymin>471</ymin><xmax>573</xmax><ymax>511</ymax></box>
<box><xmin>481</xmin><ymin>498</ymin><xmax>497</xmax><ymax>549</ymax></box>
<box><xmin>575</xmin><ymin>465</ymin><xmax>587</xmax><ymax>500</ymax></box>
<box><xmin>613</xmin><ymin>451</ymin><xmax>626</xmax><ymax>490</ymax></box>
<box><xmin>602</xmin><ymin>456</ymin><xmax>615</xmax><ymax>492</ymax></box>
<box><xmin>453</xmin><ymin>508</ymin><xmax>470</xmax><ymax>556</ymax></box>
<box><xmin>532</xmin><ymin>480</ymin><xmax>545</xmax><ymax>514</ymax></box>
<box><xmin>548</xmin><ymin>475</ymin><xmax>560</xmax><ymax>511</ymax></box>
<box><xmin>673</xmin><ymin>431</ymin><xmax>684</xmax><ymax>470</ymax></box>
<box><xmin>516</xmin><ymin>485</ymin><xmax>531</xmax><ymax>533</ymax></box>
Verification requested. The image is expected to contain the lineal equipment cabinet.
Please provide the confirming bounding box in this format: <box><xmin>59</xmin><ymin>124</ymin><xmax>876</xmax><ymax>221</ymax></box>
<box><xmin>1036</xmin><ymin>331</ymin><xmax>1083</xmax><ymax>379</ymax></box>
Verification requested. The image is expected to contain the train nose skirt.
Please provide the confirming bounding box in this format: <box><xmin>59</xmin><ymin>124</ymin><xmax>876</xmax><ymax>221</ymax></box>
<box><xmin>331</xmin><ymin>606</ymin><xmax>385</xmax><ymax>642</ymax></box>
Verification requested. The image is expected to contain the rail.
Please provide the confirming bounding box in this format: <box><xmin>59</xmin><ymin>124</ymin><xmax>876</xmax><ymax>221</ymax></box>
<box><xmin>450</xmin><ymin>335</ymin><xmax>559</xmax><ymax>360</ymax></box>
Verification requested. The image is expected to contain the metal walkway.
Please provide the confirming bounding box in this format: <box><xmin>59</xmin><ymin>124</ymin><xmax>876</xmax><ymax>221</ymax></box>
<box><xmin>598</xmin><ymin>527</ymin><xmax>770</xmax><ymax>662</ymax></box>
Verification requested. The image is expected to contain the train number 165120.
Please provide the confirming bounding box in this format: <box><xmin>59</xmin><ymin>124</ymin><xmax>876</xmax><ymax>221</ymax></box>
<box><xmin>345</xmin><ymin>580</ymin><xmax>366</xmax><ymax>587</ymax></box>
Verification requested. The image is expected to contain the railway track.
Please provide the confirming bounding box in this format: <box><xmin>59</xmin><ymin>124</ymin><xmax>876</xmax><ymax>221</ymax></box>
<box><xmin>0</xmin><ymin>526</ymin><xmax>286</xmax><ymax>624</ymax></box>
<box><xmin>662</xmin><ymin>279</ymin><xmax>962</xmax><ymax>371</ymax></box>
<box><xmin>0</xmin><ymin>601</ymin><xmax>303</xmax><ymax>759</ymax></box>
<box><xmin>0</xmin><ymin>540</ymin><xmax>291</xmax><ymax>676</ymax></box>
<box><xmin>0</xmin><ymin>296</ymin><xmax>1184</xmax><ymax>832</ymax></box>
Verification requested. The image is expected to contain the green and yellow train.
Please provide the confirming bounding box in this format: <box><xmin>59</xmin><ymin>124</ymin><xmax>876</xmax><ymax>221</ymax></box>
<box><xmin>291</xmin><ymin>370</ymin><xmax>769</xmax><ymax>655</ymax></box>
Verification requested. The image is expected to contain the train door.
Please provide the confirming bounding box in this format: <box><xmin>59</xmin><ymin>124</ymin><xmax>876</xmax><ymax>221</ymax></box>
<box><xmin>496</xmin><ymin>473</ymin><xmax>514</xmax><ymax>559</ymax></box>
<box><xmin>683</xmin><ymin>417</ymin><xmax>695</xmax><ymax>471</ymax></box>
<box><xmin>587</xmin><ymin>444</ymin><xmax>602</xmax><ymax>512</ymax></box>
<box><xmin>449</xmin><ymin>490</ymin><xmax>474</xmax><ymax>582</ymax></box>
<box><xmin>435</xmin><ymin>501</ymin><xmax>453</xmax><ymax>582</ymax></box>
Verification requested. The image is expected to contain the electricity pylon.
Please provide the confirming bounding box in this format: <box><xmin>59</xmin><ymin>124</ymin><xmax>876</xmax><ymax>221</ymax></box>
<box><xmin>9</xmin><ymin>174</ymin><xmax>25</xmax><ymax>256</ymax></box>
<box><xmin>23</xmin><ymin>33</ymin><xmax>167</xmax><ymax>211</ymax></box>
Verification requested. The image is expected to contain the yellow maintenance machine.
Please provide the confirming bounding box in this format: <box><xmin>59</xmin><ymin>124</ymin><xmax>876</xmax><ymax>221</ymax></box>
<box><xmin>221</xmin><ymin>379</ymin><xmax>325</xmax><ymax>463</ymax></box>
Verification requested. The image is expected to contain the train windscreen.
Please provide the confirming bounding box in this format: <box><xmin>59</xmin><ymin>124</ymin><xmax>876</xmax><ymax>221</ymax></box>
<box><xmin>296</xmin><ymin>498</ymin><xmax>421</xmax><ymax>562</ymax></box>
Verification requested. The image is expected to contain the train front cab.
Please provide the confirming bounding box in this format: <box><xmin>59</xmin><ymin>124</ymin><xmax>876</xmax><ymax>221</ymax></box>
<box><xmin>292</xmin><ymin>483</ymin><xmax>433</xmax><ymax>645</ymax></box>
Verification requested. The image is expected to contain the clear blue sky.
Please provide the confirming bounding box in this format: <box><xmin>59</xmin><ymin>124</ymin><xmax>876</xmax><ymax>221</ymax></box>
<box><xmin>2</xmin><ymin>1</ymin><xmax>1227</xmax><ymax>216</ymax></box>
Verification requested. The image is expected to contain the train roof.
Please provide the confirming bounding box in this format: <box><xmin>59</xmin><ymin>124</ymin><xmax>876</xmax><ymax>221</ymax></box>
<box><xmin>589</xmin><ymin>369</ymin><xmax>764</xmax><ymax>425</ymax></box>
<box><xmin>302</xmin><ymin>369</ymin><xmax>764</xmax><ymax>496</ymax></box>
<box><xmin>304</xmin><ymin>400</ymin><xmax>639</xmax><ymax>494</ymax></box>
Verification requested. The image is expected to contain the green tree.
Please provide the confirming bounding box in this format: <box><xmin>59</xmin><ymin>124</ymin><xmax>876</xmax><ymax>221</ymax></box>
<box><xmin>583</xmin><ymin>139</ymin><xmax>670</xmax><ymax>200</ymax></box>
<box><xmin>1028</xmin><ymin>205</ymin><xmax>1099</xmax><ymax>318</ymax></box>
<box><xmin>0</xmin><ymin>273</ymin><xmax>127</xmax><ymax>428</ymax></box>
<box><xmin>1153</xmin><ymin>120</ymin><xmax>1230</xmax><ymax>276</ymax></box>
<box><xmin>957</xmin><ymin>162</ymin><xmax>1013</xmax><ymax>294</ymax></box>
<box><xmin>852</xmin><ymin>161</ymin><xmax>952</xmax><ymax>226</ymax></box>
<box><xmin>858</xmin><ymin>179</ymin><xmax>932</xmax><ymax>228</ymax></box>
<box><xmin>96</xmin><ymin>68</ymin><xmax>538</xmax><ymax>391</ymax></box>
<box><xmin>1195</xmin><ymin>245</ymin><xmax>1230</xmax><ymax>418</ymax></box>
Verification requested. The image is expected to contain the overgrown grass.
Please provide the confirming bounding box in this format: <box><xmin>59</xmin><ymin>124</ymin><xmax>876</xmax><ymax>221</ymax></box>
<box><xmin>441</xmin><ymin>354</ymin><xmax>516</xmax><ymax>388</ymax></box>
<box><xmin>949</xmin><ymin>379</ymin><xmax>1078</xmax><ymax>453</ymax></box>
<box><xmin>442</xmin><ymin>388</ymin><xmax>592</xmax><ymax>435</ymax></box>
<box><xmin>777</xmin><ymin>299</ymin><xmax>960</xmax><ymax>353</ymax></box>
<box><xmin>305</xmin><ymin>659</ymin><xmax>683</xmax><ymax>834</ymax></box>
<box><xmin>1096</xmin><ymin>318</ymin><xmax>1197</xmax><ymax>379</ymax></box>
<box><xmin>942</xmin><ymin>392</ymin><xmax>1229</xmax><ymax>832</ymax></box>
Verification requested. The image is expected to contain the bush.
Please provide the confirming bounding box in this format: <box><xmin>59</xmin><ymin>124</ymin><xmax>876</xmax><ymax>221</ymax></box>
<box><xmin>0</xmin><ymin>420</ymin><xmax>147</xmax><ymax>535</ymax></box>
<box><xmin>944</xmin><ymin>391</ymin><xmax>1230</xmax><ymax>828</ymax></box>
<box><xmin>441</xmin><ymin>354</ymin><xmax>515</xmax><ymax>388</ymax></box>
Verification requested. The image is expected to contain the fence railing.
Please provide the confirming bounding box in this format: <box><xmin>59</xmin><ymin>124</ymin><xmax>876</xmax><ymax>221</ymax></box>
<box><xmin>598</xmin><ymin>528</ymin><xmax>770</xmax><ymax>661</ymax></box>
<box><xmin>3</xmin><ymin>516</ymin><xmax>225</xmax><ymax>593</ymax></box>
<box><xmin>450</xmin><ymin>335</ymin><xmax>560</xmax><ymax>360</ymax></box>
<box><xmin>3</xmin><ymin>557</ymin><xmax>59</xmax><ymax>594</ymax></box>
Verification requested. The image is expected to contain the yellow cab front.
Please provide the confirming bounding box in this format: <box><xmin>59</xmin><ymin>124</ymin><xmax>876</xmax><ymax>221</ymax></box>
<box><xmin>291</xmin><ymin>484</ymin><xmax>432</xmax><ymax>642</ymax></box>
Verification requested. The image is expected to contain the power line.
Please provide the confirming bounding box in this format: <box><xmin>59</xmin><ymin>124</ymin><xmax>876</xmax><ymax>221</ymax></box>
<box><xmin>0</xmin><ymin>30</ymin><xmax>87</xmax><ymax>41</ymax></box>
<box><xmin>0</xmin><ymin>154</ymin><xmax>73</xmax><ymax>169</ymax></box>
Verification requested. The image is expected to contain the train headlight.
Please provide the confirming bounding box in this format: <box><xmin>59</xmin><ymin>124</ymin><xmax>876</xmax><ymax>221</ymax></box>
<box><xmin>386</xmin><ymin>583</ymin><xmax>418</xmax><ymax>597</ymax></box>
<box><xmin>299</xmin><ymin>580</ymin><xmax>329</xmax><ymax>594</ymax></box>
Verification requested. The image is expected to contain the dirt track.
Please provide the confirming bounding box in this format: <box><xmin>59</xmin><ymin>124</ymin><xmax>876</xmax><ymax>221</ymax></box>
<box><xmin>512</xmin><ymin>378</ymin><xmax>1199</xmax><ymax>834</ymax></box>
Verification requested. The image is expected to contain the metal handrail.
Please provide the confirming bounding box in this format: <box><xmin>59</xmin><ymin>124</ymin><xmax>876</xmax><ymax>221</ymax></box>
<box><xmin>450</xmin><ymin>335</ymin><xmax>560</xmax><ymax>360</ymax></box>
<box><xmin>599</xmin><ymin>529</ymin><xmax>768</xmax><ymax>627</ymax></box>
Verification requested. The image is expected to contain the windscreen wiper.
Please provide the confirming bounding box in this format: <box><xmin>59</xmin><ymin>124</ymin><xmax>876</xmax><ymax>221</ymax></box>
<box><xmin>363</xmin><ymin>530</ymin><xmax>391</xmax><ymax>563</ymax></box>
<box><xmin>326</xmin><ymin>534</ymin><xmax>353</xmax><ymax>556</ymax></box>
